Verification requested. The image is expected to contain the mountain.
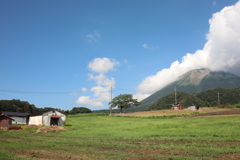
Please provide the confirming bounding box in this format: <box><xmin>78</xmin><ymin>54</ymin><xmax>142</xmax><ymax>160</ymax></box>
<box><xmin>128</xmin><ymin>68</ymin><xmax>240</xmax><ymax>112</ymax></box>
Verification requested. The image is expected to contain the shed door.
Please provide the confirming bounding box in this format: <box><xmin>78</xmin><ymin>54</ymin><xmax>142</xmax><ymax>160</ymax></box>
<box><xmin>50</xmin><ymin>118</ymin><xmax>59</xmax><ymax>126</ymax></box>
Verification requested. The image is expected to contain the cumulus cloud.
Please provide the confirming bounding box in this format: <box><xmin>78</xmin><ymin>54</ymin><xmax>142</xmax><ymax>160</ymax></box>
<box><xmin>88</xmin><ymin>57</ymin><xmax>119</xmax><ymax>73</ymax></box>
<box><xmin>75</xmin><ymin>96</ymin><xmax>105</xmax><ymax>107</ymax></box>
<box><xmin>135</xmin><ymin>1</ymin><xmax>240</xmax><ymax>101</ymax></box>
<box><xmin>88</xmin><ymin>73</ymin><xmax>115</xmax><ymax>86</ymax></box>
<box><xmin>76</xmin><ymin>57</ymin><xmax>119</xmax><ymax>107</ymax></box>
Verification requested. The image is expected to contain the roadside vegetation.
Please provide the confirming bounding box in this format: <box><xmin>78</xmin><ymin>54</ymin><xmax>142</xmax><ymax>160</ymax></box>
<box><xmin>1</xmin><ymin>106</ymin><xmax>240</xmax><ymax>159</ymax></box>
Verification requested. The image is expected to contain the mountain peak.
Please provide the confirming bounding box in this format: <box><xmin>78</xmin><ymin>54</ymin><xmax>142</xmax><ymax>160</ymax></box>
<box><xmin>177</xmin><ymin>68</ymin><xmax>211</xmax><ymax>86</ymax></box>
<box><xmin>128</xmin><ymin>69</ymin><xmax>240</xmax><ymax>112</ymax></box>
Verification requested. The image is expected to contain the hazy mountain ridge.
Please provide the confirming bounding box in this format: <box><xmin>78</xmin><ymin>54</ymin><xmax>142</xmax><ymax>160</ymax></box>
<box><xmin>127</xmin><ymin>69</ymin><xmax>240</xmax><ymax>112</ymax></box>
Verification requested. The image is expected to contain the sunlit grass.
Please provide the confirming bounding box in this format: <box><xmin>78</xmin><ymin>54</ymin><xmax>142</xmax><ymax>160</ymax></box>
<box><xmin>0</xmin><ymin>112</ymin><xmax>240</xmax><ymax>159</ymax></box>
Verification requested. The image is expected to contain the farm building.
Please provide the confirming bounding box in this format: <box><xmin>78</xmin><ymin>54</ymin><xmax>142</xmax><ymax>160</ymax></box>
<box><xmin>29</xmin><ymin>110</ymin><xmax>66</xmax><ymax>126</ymax></box>
<box><xmin>1</xmin><ymin>111</ymin><xmax>31</xmax><ymax>124</ymax></box>
<box><xmin>188</xmin><ymin>106</ymin><xmax>199</xmax><ymax>111</ymax></box>
<box><xmin>0</xmin><ymin>112</ymin><xmax>14</xmax><ymax>128</ymax></box>
<box><xmin>171</xmin><ymin>104</ymin><xmax>183</xmax><ymax>110</ymax></box>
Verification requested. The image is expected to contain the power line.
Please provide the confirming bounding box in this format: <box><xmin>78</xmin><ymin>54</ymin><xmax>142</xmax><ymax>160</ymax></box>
<box><xmin>0</xmin><ymin>87</ymin><xmax>136</xmax><ymax>95</ymax></box>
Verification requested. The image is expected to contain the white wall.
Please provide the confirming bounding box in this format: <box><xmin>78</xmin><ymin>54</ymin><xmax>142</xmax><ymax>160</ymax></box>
<box><xmin>29</xmin><ymin>110</ymin><xmax>66</xmax><ymax>126</ymax></box>
<box><xmin>29</xmin><ymin>116</ymin><xmax>43</xmax><ymax>125</ymax></box>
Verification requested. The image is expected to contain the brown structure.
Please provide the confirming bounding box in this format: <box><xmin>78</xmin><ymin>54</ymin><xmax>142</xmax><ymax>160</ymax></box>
<box><xmin>171</xmin><ymin>104</ymin><xmax>183</xmax><ymax>110</ymax></box>
<box><xmin>0</xmin><ymin>113</ymin><xmax>14</xmax><ymax>129</ymax></box>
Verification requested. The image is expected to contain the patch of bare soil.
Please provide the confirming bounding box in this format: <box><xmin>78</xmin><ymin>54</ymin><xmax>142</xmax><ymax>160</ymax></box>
<box><xmin>36</xmin><ymin>126</ymin><xmax>66</xmax><ymax>133</ymax></box>
<box><xmin>220</xmin><ymin>154</ymin><xmax>240</xmax><ymax>160</ymax></box>
<box><xmin>191</xmin><ymin>108</ymin><xmax>240</xmax><ymax>117</ymax></box>
<box><xmin>15</xmin><ymin>149</ymin><xmax>91</xmax><ymax>160</ymax></box>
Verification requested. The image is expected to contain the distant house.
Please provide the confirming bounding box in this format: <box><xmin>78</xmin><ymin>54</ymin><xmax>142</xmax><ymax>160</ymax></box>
<box><xmin>188</xmin><ymin>106</ymin><xmax>199</xmax><ymax>111</ymax></box>
<box><xmin>29</xmin><ymin>110</ymin><xmax>66</xmax><ymax>126</ymax></box>
<box><xmin>0</xmin><ymin>112</ymin><xmax>14</xmax><ymax>128</ymax></box>
<box><xmin>171</xmin><ymin>104</ymin><xmax>183</xmax><ymax>110</ymax></box>
<box><xmin>1</xmin><ymin>111</ymin><xmax>31</xmax><ymax>124</ymax></box>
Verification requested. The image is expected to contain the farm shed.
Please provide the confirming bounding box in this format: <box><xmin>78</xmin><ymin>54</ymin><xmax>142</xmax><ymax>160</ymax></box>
<box><xmin>29</xmin><ymin>110</ymin><xmax>66</xmax><ymax>126</ymax></box>
<box><xmin>1</xmin><ymin>111</ymin><xmax>31</xmax><ymax>124</ymax></box>
<box><xmin>188</xmin><ymin>106</ymin><xmax>199</xmax><ymax>111</ymax></box>
<box><xmin>171</xmin><ymin>104</ymin><xmax>183</xmax><ymax>110</ymax></box>
<box><xmin>0</xmin><ymin>112</ymin><xmax>14</xmax><ymax>128</ymax></box>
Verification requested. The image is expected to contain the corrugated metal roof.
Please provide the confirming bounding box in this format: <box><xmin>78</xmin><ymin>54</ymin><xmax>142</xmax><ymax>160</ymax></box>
<box><xmin>0</xmin><ymin>114</ymin><xmax>15</xmax><ymax>121</ymax></box>
<box><xmin>30</xmin><ymin>110</ymin><xmax>66</xmax><ymax>116</ymax></box>
<box><xmin>1</xmin><ymin>111</ymin><xmax>31</xmax><ymax>117</ymax></box>
<box><xmin>30</xmin><ymin>110</ymin><xmax>54</xmax><ymax>116</ymax></box>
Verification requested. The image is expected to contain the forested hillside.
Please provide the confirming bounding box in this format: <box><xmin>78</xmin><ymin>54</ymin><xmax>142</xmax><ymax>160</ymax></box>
<box><xmin>0</xmin><ymin>99</ymin><xmax>91</xmax><ymax>114</ymax></box>
<box><xmin>0</xmin><ymin>99</ymin><xmax>38</xmax><ymax>113</ymax></box>
<box><xmin>136</xmin><ymin>69</ymin><xmax>240</xmax><ymax>112</ymax></box>
<box><xmin>147</xmin><ymin>88</ymin><xmax>240</xmax><ymax>111</ymax></box>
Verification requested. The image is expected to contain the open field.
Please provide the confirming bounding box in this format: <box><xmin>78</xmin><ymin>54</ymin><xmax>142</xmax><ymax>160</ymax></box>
<box><xmin>113</xmin><ymin>107</ymin><xmax>240</xmax><ymax>118</ymax></box>
<box><xmin>0</xmin><ymin>108</ymin><xmax>240</xmax><ymax>160</ymax></box>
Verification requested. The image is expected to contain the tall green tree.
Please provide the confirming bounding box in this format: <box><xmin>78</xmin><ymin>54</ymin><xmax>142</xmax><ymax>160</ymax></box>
<box><xmin>70</xmin><ymin>107</ymin><xmax>92</xmax><ymax>114</ymax></box>
<box><xmin>109</xmin><ymin>94</ymin><xmax>140</xmax><ymax>113</ymax></box>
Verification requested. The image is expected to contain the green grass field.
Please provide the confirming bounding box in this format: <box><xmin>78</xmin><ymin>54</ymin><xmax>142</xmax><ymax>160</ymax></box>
<box><xmin>0</xmin><ymin>112</ymin><xmax>240</xmax><ymax>160</ymax></box>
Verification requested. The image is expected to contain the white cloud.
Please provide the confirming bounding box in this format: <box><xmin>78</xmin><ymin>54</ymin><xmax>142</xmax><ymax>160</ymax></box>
<box><xmin>86</xmin><ymin>31</ymin><xmax>101</xmax><ymax>43</ymax></box>
<box><xmin>91</xmin><ymin>85</ymin><xmax>112</xmax><ymax>102</ymax></box>
<box><xmin>135</xmin><ymin>1</ymin><xmax>240</xmax><ymax>101</ymax></box>
<box><xmin>88</xmin><ymin>57</ymin><xmax>119</xmax><ymax>73</ymax></box>
<box><xmin>75</xmin><ymin>96</ymin><xmax>104</xmax><ymax>107</ymax></box>
<box><xmin>76</xmin><ymin>57</ymin><xmax>119</xmax><ymax>108</ymax></box>
<box><xmin>81</xmin><ymin>88</ymin><xmax>88</xmax><ymax>92</ymax></box>
<box><xmin>88</xmin><ymin>73</ymin><xmax>115</xmax><ymax>86</ymax></box>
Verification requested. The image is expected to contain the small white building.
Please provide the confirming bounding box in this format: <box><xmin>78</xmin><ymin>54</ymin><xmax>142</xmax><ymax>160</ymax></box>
<box><xmin>188</xmin><ymin>106</ymin><xmax>199</xmax><ymax>111</ymax></box>
<box><xmin>29</xmin><ymin>110</ymin><xmax>66</xmax><ymax>126</ymax></box>
<box><xmin>1</xmin><ymin>111</ymin><xmax>31</xmax><ymax>124</ymax></box>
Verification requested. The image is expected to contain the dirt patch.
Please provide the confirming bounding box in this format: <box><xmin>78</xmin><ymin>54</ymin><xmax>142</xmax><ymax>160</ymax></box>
<box><xmin>220</xmin><ymin>154</ymin><xmax>240</xmax><ymax>160</ymax></box>
<box><xmin>113</xmin><ymin>107</ymin><xmax>240</xmax><ymax>118</ymax></box>
<box><xmin>191</xmin><ymin>108</ymin><xmax>240</xmax><ymax>117</ymax></box>
<box><xmin>14</xmin><ymin>149</ymin><xmax>91</xmax><ymax>160</ymax></box>
<box><xmin>36</xmin><ymin>126</ymin><xmax>66</xmax><ymax>133</ymax></box>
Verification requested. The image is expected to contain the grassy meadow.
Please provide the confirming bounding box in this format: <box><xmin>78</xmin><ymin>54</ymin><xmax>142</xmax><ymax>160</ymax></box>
<box><xmin>0</xmin><ymin>110</ymin><xmax>240</xmax><ymax>160</ymax></box>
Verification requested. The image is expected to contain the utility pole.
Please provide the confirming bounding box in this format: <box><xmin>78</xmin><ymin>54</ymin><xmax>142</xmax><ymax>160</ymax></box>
<box><xmin>217</xmin><ymin>92</ymin><xmax>220</xmax><ymax>105</ymax></box>
<box><xmin>110</xmin><ymin>86</ymin><xmax>112</xmax><ymax>115</ymax></box>
<box><xmin>174</xmin><ymin>87</ymin><xmax>177</xmax><ymax>104</ymax></box>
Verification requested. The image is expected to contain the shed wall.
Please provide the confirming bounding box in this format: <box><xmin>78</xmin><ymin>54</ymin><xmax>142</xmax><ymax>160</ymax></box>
<box><xmin>43</xmin><ymin>110</ymin><xmax>66</xmax><ymax>126</ymax></box>
<box><xmin>29</xmin><ymin>116</ymin><xmax>43</xmax><ymax>125</ymax></box>
<box><xmin>28</xmin><ymin>110</ymin><xmax>66</xmax><ymax>126</ymax></box>
<box><xmin>11</xmin><ymin>116</ymin><xmax>28</xmax><ymax>124</ymax></box>
<box><xmin>0</xmin><ymin>117</ymin><xmax>12</xmax><ymax>128</ymax></box>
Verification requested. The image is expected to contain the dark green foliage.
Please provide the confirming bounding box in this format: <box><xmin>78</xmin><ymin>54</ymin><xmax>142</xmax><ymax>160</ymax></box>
<box><xmin>0</xmin><ymin>100</ymin><xmax>68</xmax><ymax>114</ymax></box>
<box><xmin>37</xmin><ymin>107</ymin><xmax>67</xmax><ymax>115</ymax></box>
<box><xmin>0</xmin><ymin>99</ymin><xmax>37</xmax><ymax>113</ymax></box>
<box><xmin>109</xmin><ymin>94</ymin><xmax>140</xmax><ymax>113</ymax></box>
<box><xmin>69</xmin><ymin>107</ymin><xmax>92</xmax><ymax>114</ymax></box>
<box><xmin>147</xmin><ymin>92</ymin><xmax>205</xmax><ymax>110</ymax></box>
<box><xmin>147</xmin><ymin>88</ymin><xmax>240</xmax><ymax>110</ymax></box>
<box><xmin>196</xmin><ymin>88</ymin><xmax>240</xmax><ymax>106</ymax></box>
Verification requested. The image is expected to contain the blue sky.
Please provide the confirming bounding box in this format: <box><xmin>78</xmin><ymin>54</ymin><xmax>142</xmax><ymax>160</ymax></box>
<box><xmin>1</xmin><ymin>0</ymin><xmax>239</xmax><ymax>110</ymax></box>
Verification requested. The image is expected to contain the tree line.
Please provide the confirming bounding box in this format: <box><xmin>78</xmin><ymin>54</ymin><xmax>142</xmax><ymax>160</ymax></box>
<box><xmin>0</xmin><ymin>99</ymin><xmax>92</xmax><ymax>114</ymax></box>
